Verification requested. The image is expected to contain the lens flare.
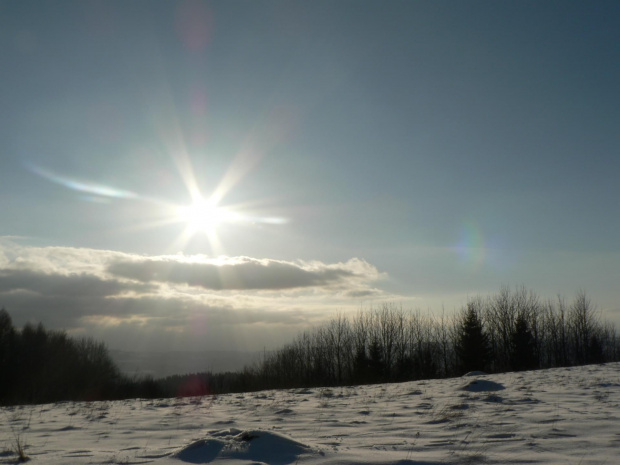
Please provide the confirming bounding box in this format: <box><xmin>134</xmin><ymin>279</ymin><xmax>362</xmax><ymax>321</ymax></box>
<box><xmin>25</xmin><ymin>158</ymin><xmax>289</xmax><ymax>257</ymax></box>
<box><xmin>174</xmin><ymin>0</ymin><xmax>213</xmax><ymax>51</ymax></box>
<box><xmin>24</xmin><ymin>162</ymin><xmax>138</xmax><ymax>199</ymax></box>
<box><xmin>456</xmin><ymin>220</ymin><xmax>486</xmax><ymax>269</ymax></box>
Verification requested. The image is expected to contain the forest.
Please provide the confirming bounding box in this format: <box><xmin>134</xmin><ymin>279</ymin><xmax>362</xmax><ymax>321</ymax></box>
<box><xmin>1</xmin><ymin>286</ymin><xmax>618</xmax><ymax>405</ymax></box>
<box><xmin>160</xmin><ymin>287</ymin><xmax>619</xmax><ymax>395</ymax></box>
<box><xmin>0</xmin><ymin>309</ymin><xmax>161</xmax><ymax>405</ymax></box>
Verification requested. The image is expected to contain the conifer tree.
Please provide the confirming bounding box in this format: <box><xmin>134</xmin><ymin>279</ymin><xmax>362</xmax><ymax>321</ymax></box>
<box><xmin>456</xmin><ymin>303</ymin><xmax>491</xmax><ymax>373</ymax></box>
<box><xmin>510</xmin><ymin>313</ymin><xmax>538</xmax><ymax>371</ymax></box>
<box><xmin>0</xmin><ymin>308</ymin><xmax>16</xmax><ymax>399</ymax></box>
<box><xmin>367</xmin><ymin>337</ymin><xmax>385</xmax><ymax>381</ymax></box>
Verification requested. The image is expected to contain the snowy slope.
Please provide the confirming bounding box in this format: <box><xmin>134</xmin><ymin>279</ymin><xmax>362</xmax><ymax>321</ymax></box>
<box><xmin>1</xmin><ymin>363</ymin><xmax>619</xmax><ymax>464</ymax></box>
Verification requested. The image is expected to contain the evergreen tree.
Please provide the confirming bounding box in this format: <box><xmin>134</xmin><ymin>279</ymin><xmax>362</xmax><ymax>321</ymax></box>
<box><xmin>413</xmin><ymin>344</ymin><xmax>437</xmax><ymax>379</ymax></box>
<box><xmin>456</xmin><ymin>303</ymin><xmax>491</xmax><ymax>374</ymax></box>
<box><xmin>588</xmin><ymin>334</ymin><xmax>605</xmax><ymax>364</ymax></box>
<box><xmin>0</xmin><ymin>308</ymin><xmax>16</xmax><ymax>399</ymax></box>
<box><xmin>352</xmin><ymin>345</ymin><xmax>370</xmax><ymax>384</ymax></box>
<box><xmin>367</xmin><ymin>337</ymin><xmax>385</xmax><ymax>382</ymax></box>
<box><xmin>510</xmin><ymin>314</ymin><xmax>538</xmax><ymax>371</ymax></box>
<box><xmin>393</xmin><ymin>352</ymin><xmax>414</xmax><ymax>382</ymax></box>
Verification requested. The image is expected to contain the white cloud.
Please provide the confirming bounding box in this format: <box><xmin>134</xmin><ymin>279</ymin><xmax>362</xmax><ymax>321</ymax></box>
<box><xmin>0</xmin><ymin>239</ymin><xmax>389</xmax><ymax>351</ymax></box>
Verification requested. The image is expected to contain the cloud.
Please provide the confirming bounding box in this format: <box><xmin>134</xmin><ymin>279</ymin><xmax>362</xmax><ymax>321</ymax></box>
<box><xmin>343</xmin><ymin>288</ymin><xmax>384</xmax><ymax>298</ymax></box>
<box><xmin>0</xmin><ymin>239</ymin><xmax>388</xmax><ymax>351</ymax></box>
<box><xmin>106</xmin><ymin>256</ymin><xmax>379</xmax><ymax>291</ymax></box>
<box><xmin>0</xmin><ymin>268</ymin><xmax>151</xmax><ymax>298</ymax></box>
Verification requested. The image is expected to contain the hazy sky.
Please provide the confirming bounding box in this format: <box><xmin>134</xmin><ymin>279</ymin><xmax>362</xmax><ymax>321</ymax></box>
<box><xmin>1</xmin><ymin>0</ymin><xmax>619</xmax><ymax>354</ymax></box>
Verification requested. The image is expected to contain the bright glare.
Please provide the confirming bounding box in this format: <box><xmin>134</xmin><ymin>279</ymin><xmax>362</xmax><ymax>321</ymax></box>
<box><xmin>175</xmin><ymin>197</ymin><xmax>238</xmax><ymax>234</ymax></box>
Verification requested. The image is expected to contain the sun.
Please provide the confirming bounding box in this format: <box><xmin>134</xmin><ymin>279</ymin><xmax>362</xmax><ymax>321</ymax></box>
<box><xmin>175</xmin><ymin>196</ymin><xmax>238</xmax><ymax>235</ymax></box>
<box><xmin>161</xmin><ymin>148</ymin><xmax>287</xmax><ymax>254</ymax></box>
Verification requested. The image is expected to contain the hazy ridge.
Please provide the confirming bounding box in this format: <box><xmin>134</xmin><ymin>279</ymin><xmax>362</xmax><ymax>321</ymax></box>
<box><xmin>110</xmin><ymin>350</ymin><xmax>263</xmax><ymax>378</ymax></box>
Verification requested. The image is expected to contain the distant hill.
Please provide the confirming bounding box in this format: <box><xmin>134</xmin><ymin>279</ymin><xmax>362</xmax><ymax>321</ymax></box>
<box><xmin>109</xmin><ymin>349</ymin><xmax>263</xmax><ymax>378</ymax></box>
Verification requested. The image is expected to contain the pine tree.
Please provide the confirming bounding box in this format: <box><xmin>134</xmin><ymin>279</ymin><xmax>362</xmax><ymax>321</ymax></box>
<box><xmin>588</xmin><ymin>334</ymin><xmax>605</xmax><ymax>364</ymax></box>
<box><xmin>456</xmin><ymin>304</ymin><xmax>491</xmax><ymax>374</ymax></box>
<box><xmin>353</xmin><ymin>345</ymin><xmax>370</xmax><ymax>384</ymax></box>
<box><xmin>510</xmin><ymin>314</ymin><xmax>538</xmax><ymax>371</ymax></box>
<box><xmin>367</xmin><ymin>337</ymin><xmax>385</xmax><ymax>382</ymax></box>
<box><xmin>0</xmin><ymin>308</ymin><xmax>16</xmax><ymax>399</ymax></box>
<box><xmin>413</xmin><ymin>344</ymin><xmax>437</xmax><ymax>379</ymax></box>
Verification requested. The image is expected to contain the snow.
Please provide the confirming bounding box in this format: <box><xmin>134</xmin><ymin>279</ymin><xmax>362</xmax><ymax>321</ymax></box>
<box><xmin>459</xmin><ymin>379</ymin><xmax>505</xmax><ymax>392</ymax></box>
<box><xmin>173</xmin><ymin>429</ymin><xmax>318</xmax><ymax>464</ymax></box>
<box><xmin>2</xmin><ymin>362</ymin><xmax>619</xmax><ymax>464</ymax></box>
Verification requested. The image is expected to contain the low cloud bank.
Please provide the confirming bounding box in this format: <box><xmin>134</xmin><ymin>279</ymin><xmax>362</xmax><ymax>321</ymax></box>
<box><xmin>107</xmin><ymin>256</ymin><xmax>378</xmax><ymax>290</ymax></box>
<box><xmin>0</xmin><ymin>240</ymin><xmax>387</xmax><ymax>351</ymax></box>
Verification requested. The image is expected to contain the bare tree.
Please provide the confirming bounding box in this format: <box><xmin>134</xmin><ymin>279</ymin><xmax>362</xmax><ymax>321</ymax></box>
<box><xmin>324</xmin><ymin>313</ymin><xmax>352</xmax><ymax>384</ymax></box>
<box><xmin>568</xmin><ymin>291</ymin><xmax>601</xmax><ymax>364</ymax></box>
<box><xmin>377</xmin><ymin>304</ymin><xmax>401</xmax><ymax>379</ymax></box>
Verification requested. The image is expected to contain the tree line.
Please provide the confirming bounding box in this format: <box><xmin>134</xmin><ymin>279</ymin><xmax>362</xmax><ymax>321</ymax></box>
<box><xmin>2</xmin><ymin>286</ymin><xmax>619</xmax><ymax>403</ymax></box>
<box><xmin>0</xmin><ymin>309</ymin><xmax>161</xmax><ymax>405</ymax></box>
<box><xmin>168</xmin><ymin>287</ymin><xmax>616</xmax><ymax>394</ymax></box>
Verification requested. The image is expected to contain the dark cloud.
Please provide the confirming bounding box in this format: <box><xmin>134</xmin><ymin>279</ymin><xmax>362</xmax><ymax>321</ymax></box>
<box><xmin>0</xmin><ymin>293</ymin><xmax>127</xmax><ymax>328</ymax></box>
<box><xmin>0</xmin><ymin>268</ymin><xmax>150</xmax><ymax>298</ymax></box>
<box><xmin>107</xmin><ymin>257</ymin><xmax>368</xmax><ymax>290</ymax></box>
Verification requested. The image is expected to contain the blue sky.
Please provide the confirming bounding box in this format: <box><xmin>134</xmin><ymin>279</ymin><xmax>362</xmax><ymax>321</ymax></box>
<box><xmin>1</xmin><ymin>1</ymin><xmax>619</xmax><ymax>353</ymax></box>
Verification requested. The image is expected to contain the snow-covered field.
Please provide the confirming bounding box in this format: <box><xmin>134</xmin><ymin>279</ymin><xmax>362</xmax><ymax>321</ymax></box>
<box><xmin>2</xmin><ymin>363</ymin><xmax>619</xmax><ymax>465</ymax></box>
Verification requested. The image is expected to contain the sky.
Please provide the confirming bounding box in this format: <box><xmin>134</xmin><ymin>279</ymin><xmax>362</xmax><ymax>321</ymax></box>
<box><xmin>1</xmin><ymin>0</ymin><xmax>620</xmax><ymax>356</ymax></box>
